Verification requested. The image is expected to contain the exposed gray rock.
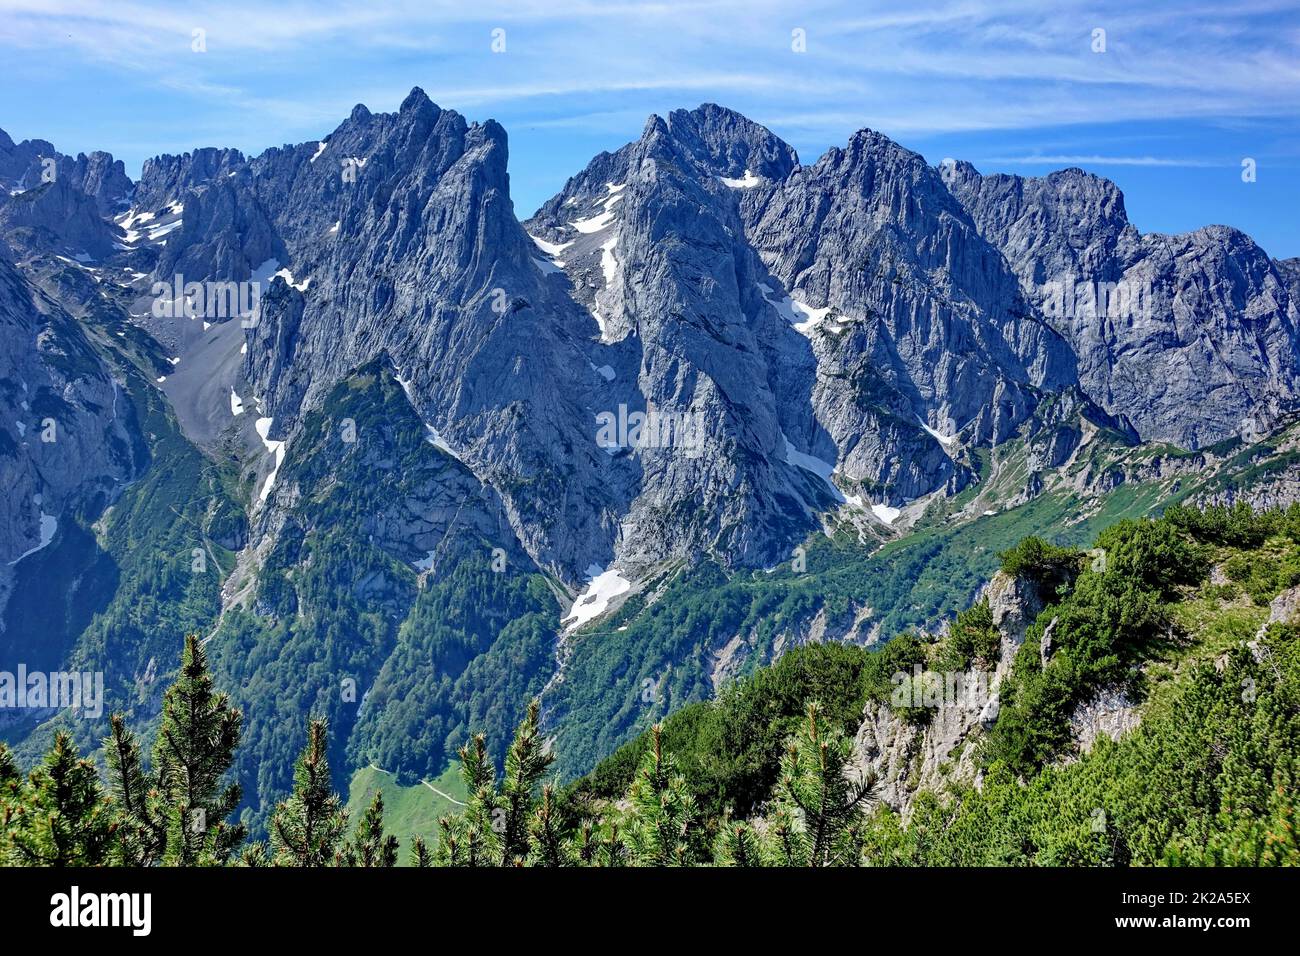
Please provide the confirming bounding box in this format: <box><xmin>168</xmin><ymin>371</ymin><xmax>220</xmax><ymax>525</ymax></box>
<box><xmin>0</xmin><ymin>254</ymin><xmax>139</xmax><ymax>592</ymax></box>
<box><xmin>851</xmin><ymin>570</ymin><xmax>1027</xmax><ymax>814</ymax></box>
<box><xmin>1040</xmin><ymin>615</ymin><xmax>1058</xmax><ymax>669</ymax></box>
<box><xmin>1265</xmin><ymin>584</ymin><xmax>1300</xmax><ymax>629</ymax></box>
<box><xmin>984</xmin><ymin>570</ymin><xmax>1042</xmax><ymax>683</ymax></box>
<box><xmin>0</xmin><ymin>128</ymin><xmax>131</xmax><ymax>215</ymax></box>
<box><xmin>1069</xmin><ymin>686</ymin><xmax>1140</xmax><ymax>754</ymax></box>
<box><xmin>0</xmin><ymin>177</ymin><xmax>121</xmax><ymax>259</ymax></box>
<box><xmin>133</xmin><ymin>146</ymin><xmax>246</xmax><ymax>213</ymax></box>
<box><xmin>945</xmin><ymin>162</ymin><xmax>1300</xmax><ymax>448</ymax></box>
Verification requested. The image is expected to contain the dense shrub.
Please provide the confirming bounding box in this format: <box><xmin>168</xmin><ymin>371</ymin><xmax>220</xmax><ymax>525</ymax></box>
<box><xmin>998</xmin><ymin>537</ymin><xmax>1082</xmax><ymax>600</ymax></box>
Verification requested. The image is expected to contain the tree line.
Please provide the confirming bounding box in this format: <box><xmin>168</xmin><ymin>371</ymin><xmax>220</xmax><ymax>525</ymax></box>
<box><xmin>0</xmin><ymin>635</ymin><xmax>876</xmax><ymax>867</ymax></box>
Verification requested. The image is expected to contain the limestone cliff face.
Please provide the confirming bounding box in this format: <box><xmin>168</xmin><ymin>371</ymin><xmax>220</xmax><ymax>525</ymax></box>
<box><xmin>3</xmin><ymin>97</ymin><xmax>1299</xmax><ymax>633</ymax></box>
<box><xmin>18</xmin><ymin>96</ymin><xmax>1289</xmax><ymax>591</ymax></box>
<box><xmin>0</xmin><ymin>128</ymin><xmax>131</xmax><ymax>215</ymax></box>
<box><xmin>945</xmin><ymin>162</ymin><xmax>1300</xmax><ymax>449</ymax></box>
<box><xmin>0</xmin><ymin>256</ymin><xmax>140</xmax><ymax>616</ymax></box>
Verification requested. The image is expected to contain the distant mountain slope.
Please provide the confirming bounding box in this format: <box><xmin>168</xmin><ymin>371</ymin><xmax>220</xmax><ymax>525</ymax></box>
<box><xmin>566</xmin><ymin>504</ymin><xmax>1300</xmax><ymax>865</ymax></box>
<box><xmin>945</xmin><ymin>161</ymin><xmax>1300</xmax><ymax>448</ymax></box>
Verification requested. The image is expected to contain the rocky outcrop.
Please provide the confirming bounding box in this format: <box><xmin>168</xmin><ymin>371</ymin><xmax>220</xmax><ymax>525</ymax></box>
<box><xmin>0</xmin><ymin>128</ymin><xmax>131</xmax><ymax>215</ymax></box>
<box><xmin>1194</xmin><ymin>447</ymin><xmax>1300</xmax><ymax>513</ymax></box>
<box><xmin>0</xmin><ymin>176</ymin><xmax>121</xmax><ymax>259</ymax></box>
<box><xmin>946</xmin><ymin>162</ymin><xmax>1300</xmax><ymax>449</ymax></box>
<box><xmin>1263</xmin><ymin>584</ymin><xmax>1300</xmax><ymax>631</ymax></box>
<box><xmin>133</xmin><ymin>146</ymin><xmax>245</xmax><ymax>214</ymax></box>
<box><xmin>1069</xmin><ymin>686</ymin><xmax>1140</xmax><ymax>754</ymax></box>
<box><xmin>0</xmin><ymin>254</ymin><xmax>140</xmax><ymax>608</ymax></box>
<box><xmin>850</xmin><ymin>571</ymin><xmax>1039</xmax><ymax>814</ymax></box>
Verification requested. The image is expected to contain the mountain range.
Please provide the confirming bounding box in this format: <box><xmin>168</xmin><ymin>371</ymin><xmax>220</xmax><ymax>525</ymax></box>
<box><xmin>2</xmin><ymin>89</ymin><xmax>1297</xmax><ymax>823</ymax></box>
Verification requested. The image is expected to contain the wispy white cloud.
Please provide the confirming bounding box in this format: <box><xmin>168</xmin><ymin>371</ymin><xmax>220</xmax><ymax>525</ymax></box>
<box><xmin>1</xmin><ymin>0</ymin><xmax>1296</xmax><ymax>138</ymax></box>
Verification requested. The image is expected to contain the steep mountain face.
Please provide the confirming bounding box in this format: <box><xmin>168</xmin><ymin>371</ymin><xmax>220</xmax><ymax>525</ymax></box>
<box><xmin>132</xmin><ymin>147</ymin><xmax>246</xmax><ymax>214</ymax></box>
<box><xmin>135</xmin><ymin>91</ymin><xmax>625</xmax><ymax>585</ymax></box>
<box><xmin>0</xmin><ymin>176</ymin><xmax>122</xmax><ymax>260</ymax></box>
<box><xmin>0</xmin><ymin>258</ymin><xmax>142</xmax><ymax>535</ymax></box>
<box><xmin>945</xmin><ymin>163</ymin><xmax>1300</xmax><ymax>448</ymax></box>
<box><xmin>527</xmin><ymin>105</ymin><xmax>839</xmax><ymax>567</ymax></box>
<box><xmin>741</xmin><ymin>129</ymin><xmax>1078</xmax><ymax>455</ymax></box>
<box><xmin>0</xmin><ymin>254</ymin><xmax>141</xmax><ymax>659</ymax></box>
<box><xmin>1</xmin><ymin>96</ymin><xmax>1298</xmax><ymax>808</ymax></box>
<box><xmin>528</xmin><ymin>107</ymin><xmax>1085</xmax><ymax>527</ymax></box>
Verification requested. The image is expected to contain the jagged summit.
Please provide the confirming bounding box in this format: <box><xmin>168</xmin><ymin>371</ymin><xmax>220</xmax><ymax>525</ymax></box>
<box><xmin>2</xmin><ymin>96</ymin><xmax>1297</xmax><ymax>586</ymax></box>
<box><xmin>660</xmin><ymin>102</ymin><xmax>800</xmax><ymax>180</ymax></box>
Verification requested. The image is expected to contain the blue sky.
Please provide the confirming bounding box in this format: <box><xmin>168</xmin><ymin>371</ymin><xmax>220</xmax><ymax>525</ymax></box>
<box><xmin>2</xmin><ymin>0</ymin><xmax>1298</xmax><ymax>255</ymax></box>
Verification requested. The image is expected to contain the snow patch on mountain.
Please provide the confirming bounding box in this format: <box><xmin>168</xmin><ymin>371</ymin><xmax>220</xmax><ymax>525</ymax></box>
<box><xmin>563</xmin><ymin>566</ymin><xmax>631</xmax><ymax>632</ymax></box>
<box><xmin>761</xmin><ymin>284</ymin><xmax>833</xmax><ymax>336</ymax></box>
<box><xmin>599</xmin><ymin>236</ymin><xmax>618</xmax><ymax>285</ymax></box>
<box><xmin>783</xmin><ymin>435</ymin><xmax>850</xmax><ymax>506</ymax></box>
<box><xmin>720</xmin><ymin>170</ymin><xmax>761</xmax><ymax>188</ymax></box>
<box><xmin>396</xmin><ymin>372</ymin><xmax>462</xmax><ymax>461</ymax></box>
<box><xmin>919</xmin><ymin>417</ymin><xmax>957</xmax><ymax>446</ymax></box>
<box><xmin>8</xmin><ymin>511</ymin><xmax>57</xmax><ymax>566</ymax></box>
<box><xmin>255</xmin><ymin>417</ymin><xmax>286</xmax><ymax>502</ymax></box>
<box><xmin>569</xmin><ymin>183</ymin><xmax>625</xmax><ymax>234</ymax></box>
<box><xmin>528</xmin><ymin>233</ymin><xmax>572</xmax><ymax>258</ymax></box>
<box><xmin>870</xmin><ymin>503</ymin><xmax>902</xmax><ymax>524</ymax></box>
<box><xmin>274</xmin><ymin>268</ymin><xmax>310</xmax><ymax>292</ymax></box>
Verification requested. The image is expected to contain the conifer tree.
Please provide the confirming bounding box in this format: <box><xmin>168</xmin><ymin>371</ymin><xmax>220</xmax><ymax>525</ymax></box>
<box><xmin>763</xmin><ymin>702</ymin><xmax>875</xmax><ymax>866</ymax></box>
<box><xmin>0</xmin><ymin>743</ymin><xmax>16</xmax><ymax>788</ymax></box>
<box><xmin>622</xmin><ymin>724</ymin><xmax>703</xmax><ymax>865</ymax></box>
<box><xmin>0</xmin><ymin>743</ymin><xmax>19</xmax><ymax>850</ymax></box>
<box><xmin>761</xmin><ymin>802</ymin><xmax>807</xmax><ymax>866</ymax></box>
<box><xmin>343</xmin><ymin>791</ymin><xmax>398</xmax><ymax>867</ymax></box>
<box><xmin>410</xmin><ymin>834</ymin><xmax>433</xmax><ymax>867</ymax></box>
<box><xmin>151</xmin><ymin>634</ymin><xmax>246</xmax><ymax>865</ymax></box>
<box><xmin>5</xmin><ymin>732</ymin><xmax>115</xmax><ymax>866</ymax></box>
<box><xmin>715</xmin><ymin>819</ymin><xmax>762</xmax><ymax>867</ymax></box>
<box><xmin>595</xmin><ymin>819</ymin><xmax>628</xmax><ymax>867</ymax></box>
<box><xmin>435</xmin><ymin>732</ymin><xmax>500</xmax><ymax>866</ymax></box>
<box><xmin>570</xmin><ymin>818</ymin><xmax>598</xmax><ymax>866</ymax></box>
<box><xmin>238</xmin><ymin>841</ymin><xmax>270</xmax><ymax>866</ymax></box>
<box><xmin>269</xmin><ymin>719</ymin><xmax>349</xmax><ymax>866</ymax></box>
<box><xmin>498</xmin><ymin>699</ymin><xmax>552</xmax><ymax>865</ymax></box>
<box><xmin>104</xmin><ymin>714</ymin><xmax>165</xmax><ymax>865</ymax></box>
<box><xmin>528</xmin><ymin>783</ymin><xmax>570</xmax><ymax>867</ymax></box>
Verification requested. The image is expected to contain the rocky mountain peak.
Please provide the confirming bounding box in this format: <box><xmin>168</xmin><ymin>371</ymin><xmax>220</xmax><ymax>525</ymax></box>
<box><xmin>135</xmin><ymin>146</ymin><xmax>247</xmax><ymax>213</ymax></box>
<box><xmin>660</xmin><ymin>103</ymin><xmax>799</xmax><ymax>181</ymax></box>
<box><xmin>948</xmin><ymin>158</ymin><xmax>1299</xmax><ymax>449</ymax></box>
